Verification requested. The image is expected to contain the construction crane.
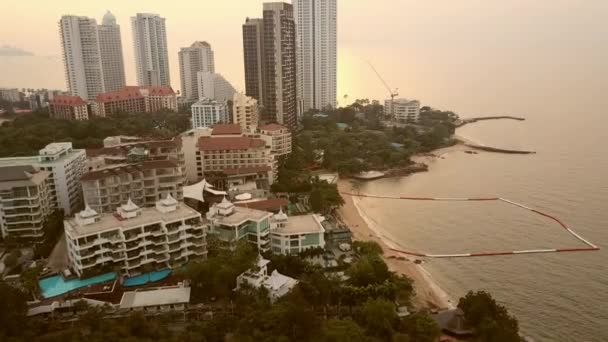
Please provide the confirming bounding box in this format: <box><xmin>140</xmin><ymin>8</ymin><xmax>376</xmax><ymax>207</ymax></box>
<box><xmin>367</xmin><ymin>61</ymin><xmax>398</xmax><ymax>119</ymax></box>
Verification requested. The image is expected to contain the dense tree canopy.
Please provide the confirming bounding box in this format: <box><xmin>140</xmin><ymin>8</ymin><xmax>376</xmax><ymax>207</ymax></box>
<box><xmin>458</xmin><ymin>290</ymin><xmax>523</xmax><ymax>342</ymax></box>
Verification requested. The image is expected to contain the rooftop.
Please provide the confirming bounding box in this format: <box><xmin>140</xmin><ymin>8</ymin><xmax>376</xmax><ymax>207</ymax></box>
<box><xmin>235</xmin><ymin>198</ymin><xmax>289</xmax><ymax>212</ymax></box>
<box><xmin>80</xmin><ymin>160</ymin><xmax>178</xmax><ymax>182</ymax></box>
<box><xmin>96</xmin><ymin>86</ymin><xmax>175</xmax><ymax>103</ymax></box>
<box><xmin>272</xmin><ymin>214</ymin><xmax>325</xmax><ymax>235</ymax></box>
<box><xmin>51</xmin><ymin>95</ymin><xmax>86</xmax><ymax>106</ymax></box>
<box><xmin>211</xmin><ymin>206</ymin><xmax>271</xmax><ymax>226</ymax></box>
<box><xmin>65</xmin><ymin>202</ymin><xmax>201</xmax><ymax>238</ymax></box>
<box><xmin>0</xmin><ymin>165</ymin><xmax>37</xmax><ymax>182</ymax></box>
<box><xmin>119</xmin><ymin>286</ymin><xmax>191</xmax><ymax>309</ymax></box>
<box><xmin>198</xmin><ymin>136</ymin><xmax>265</xmax><ymax>151</ymax></box>
<box><xmin>259</xmin><ymin>123</ymin><xmax>288</xmax><ymax>132</ymax></box>
<box><xmin>223</xmin><ymin>166</ymin><xmax>271</xmax><ymax>175</ymax></box>
<box><xmin>211</xmin><ymin>124</ymin><xmax>242</xmax><ymax>136</ymax></box>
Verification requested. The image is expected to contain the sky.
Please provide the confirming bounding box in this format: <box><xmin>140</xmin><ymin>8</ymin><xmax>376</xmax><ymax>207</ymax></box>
<box><xmin>1</xmin><ymin>0</ymin><xmax>607</xmax><ymax>111</ymax></box>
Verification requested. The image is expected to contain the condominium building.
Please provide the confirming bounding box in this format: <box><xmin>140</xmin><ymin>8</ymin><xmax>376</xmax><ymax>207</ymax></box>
<box><xmin>0</xmin><ymin>143</ymin><xmax>87</xmax><ymax>216</ymax></box>
<box><xmin>242</xmin><ymin>18</ymin><xmax>265</xmax><ymax>106</ymax></box>
<box><xmin>81</xmin><ymin>160</ymin><xmax>185</xmax><ymax>214</ymax></box>
<box><xmin>131</xmin><ymin>13</ymin><xmax>171</xmax><ymax>87</ymax></box>
<box><xmin>49</xmin><ymin>95</ymin><xmax>89</xmax><ymax>121</ymax></box>
<box><xmin>196</xmin><ymin>72</ymin><xmax>236</xmax><ymax>102</ymax></box>
<box><xmin>0</xmin><ymin>166</ymin><xmax>53</xmax><ymax>243</ymax></box>
<box><xmin>196</xmin><ymin>130</ymin><xmax>274</xmax><ymax>187</ymax></box>
<box><xmin>243</xmin><ymin>3</ymin><xmax>297</xmax><ymax>128</ymax></box>
<box><xmin>93</xmin><ymin>86</ymin><xmax>177</xmax><ymax>116</ymax></box>
<box><xmin>178</xmin><ymin>41</ymin><xmax>215</xmax><ymax>101</ymax></box>
<box><xmin>206</xmin><ymin>197</ymin><xmax>272</xmax><ymax>251</ymax></box>
<box><xmin>64</xmin><ymin>196</ymin><xmax>207</xmax><ymax>277</ymax></box>
<box><xmin>233</xmin><ymin>93</ymin><xmax>259</xmax><ymax>133</ymax></box>
<box><xmin>385</xmin><ymin>99</ymin><xmax>421</xmax><ymax>123</ymax></box>
<box><xmin>257</xmin><ymin>124</ymin><xmax>292</xmax><ymax>157</ymax></box>
<box><xmin>0</xmin><ymin>88</ymin><xmax>21</xmax><ymax>102</ymax></box>
<box><xmin>98</xmin><ymin>11</ymin><xmax>127</xmax><ymax>93</ymax></box>
<box><xmin>59</xmin><ymin>15</ymin><xmax>104</xmax><ymax>100</ymax></box>
<box><xmin>293</xmin><ymin>0</ymin><xmax>337</xmax><ymax>111</ymax></box>
<box><xmin>269</xmin><ymin>210</ymin><xmax>325</xmax><ymax>255</ymax></box>
<box><xmin>191</xmin><ymin>99</ymin><xmax>229</xmax><ymax>129</ymax></box>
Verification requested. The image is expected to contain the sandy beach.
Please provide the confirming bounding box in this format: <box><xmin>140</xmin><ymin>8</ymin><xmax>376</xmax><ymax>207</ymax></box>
<box><xmin>337</xmin><ymin>145</ymin><xmax>466</xmax><ymax>309</ymax></box>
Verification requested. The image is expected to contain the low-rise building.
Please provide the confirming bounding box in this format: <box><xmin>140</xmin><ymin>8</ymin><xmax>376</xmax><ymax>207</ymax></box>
<box><xmin>0</xmin><ymin>143</ymin><xmax>87</xmax><ymax>216</ymax></box>
<box><xmin>191</xmin><ymin>98</ymin><xmax>229</xmax><ymax>128</ymax></box>
<box><xmin>385</xmin><ymin>98</ymin><xmax>421</xmax><ymax>123</ymax></box>
<box><xmin>0</xmin><ymin>166</ymin><xmax>53</xmax><ymax>243</ymax></box>
<box><xmin>269</xmin><ymin>210</ymin><xmax>325</xmax><ymax>255</ymax></box>
<box><xmin>81</xmin><ymin>160</ymin><xmax>185</xmax><ymax>214</ymax></box>
<box><xmin>236</xmin><ymin>256</ymin><xmax>297</xmax><ymax>303</ymax></box>
<box><xmin>233</xmin><ymin>93</ymin><xmax>259</xmax><ymax>133</ymax></box>
<box><xmin>65</xmin><ymin>196</ymin><xmax>206</xmax><ymax>277</ymax></box>
<box><xmin>49</xmin><ymin>95</ymin><xmax>89</xmax><ymax>120</ymax></box>
<box><xmin>119</xmin><ymin>285</ymin><xmax>191</xmax><ymax>312</ymax></box>
<box><xmin>93</xmin><ymin>86</ymin><xmax>177</xmax><ymax>117</ymax></box>
<box><xmin>206</xmin><ymin>197</ymin><xmax>272</xmax><ymax>252</ymax></box>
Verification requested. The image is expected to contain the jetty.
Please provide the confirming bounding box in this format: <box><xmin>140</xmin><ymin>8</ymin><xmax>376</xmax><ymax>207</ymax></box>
<box><xmin>464</xmin><ymin>144</ymin><xmax>535</xmax><ymax>155</ymax></box>
<box><xmin>455</xmin><ymin>116</ymin><xmax>525</xmax><ymax>128</ymax></box>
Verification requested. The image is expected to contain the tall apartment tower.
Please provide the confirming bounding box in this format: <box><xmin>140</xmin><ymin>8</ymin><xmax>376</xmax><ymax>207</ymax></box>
<box><xmin>293</xmin><ymin>0</ymin><xmax>337</xmax><ymax>111</ymax></box>
<box><xmin>131</xmin><ymin>13</ymin><xmax>171</xmax><ymax>87</ymax></box>
<box><xmin>98</xmin><ymin>11</ymin><xmax>127</xmax><ymax>92</ymax></box>
<box><xmin>59</xmin><ymin>15</ymin><xmax>104</xmax><ymax>101</ymax></box>
<box><xmin>243</xmin><ymin>18</ymin><xmax>265</xmax><ymax>106</ymax></box>
<box><xmin>179</xmin><ymin>41</ymin><xmax>215</xmax><ymax>101</ymax></box>
<box><xmin>243</xmin><ymin>3</ymin><xmax>297</xmax><ymax>129</ymax></box>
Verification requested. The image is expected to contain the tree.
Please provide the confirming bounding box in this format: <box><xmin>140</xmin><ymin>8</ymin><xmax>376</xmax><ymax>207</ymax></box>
<box><xmin>21</xmin><ymin>264</ymin><xmax>42</xmax><ymax>296</ymax></box>
<box><xmin>0</xmin><ymin>281</ymin><xmax>28</xmax><ymax>338</ymax></box>
<box><xmin>352</xmin><ymin>241</ymin><xmax>383</xmax><ymax>256</ymax></box>
<box><xmin>399</xmin><ymin>312</ymin><xmax>441</xmax><ymax>342</ymax></box>
<box><xmin>4</xmin><ymin>249</ymin><xmax>21</xmax><ymax>269</ymax></box>
<box><xmin>320</xmin><ymin>320</ymin><xmax>367</xmax><ymax>342</ymax></box>
<box><xmin>458</xmin><ymin>291</ymin><xmax>522</xmax><ymax>342</ymax></box>
<box><xmin>354</xmin><ymin>298</ymin><xmax>398</xmax><ymax>339</ymax></box>
<box><xmin>348</xmin><ymin>254</ymin><xmax>391</xmax><ymax>287</ymax></box>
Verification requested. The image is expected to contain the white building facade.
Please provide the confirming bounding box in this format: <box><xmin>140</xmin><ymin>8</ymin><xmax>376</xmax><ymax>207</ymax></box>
<box><xmin>197</xmin><ymin>72</ymin><xmax>236</xmax><ymax>102</ymax></box>
<box><xmin>98</xmin><ymin>11</ymin><xmax>127</xmax><ymax>93</ymax></box>
<box><xmin>131</xmin><ymin>13</ymin><xmax>171</xmax><ymax>87</ymax></box>
<box><xmin>233</xmin><ymin>93</ymin><xmax>259</xmax><ymax>133</ymax></box>
<box><xmin>65</xmin><ymin>196</ymin><xmax>207</xmax><ymax>277</ymax></box>
<box><xmin>269</xmin><ymin>210</ymin><xmax>325</xmax><ymax>255</ymax></box>
<box><xmin>0</xmin><ymin>143</ymin><xmax>86</xmax><ymax>216</ymax></box>
<box><xmin>59</xmin><ymin>15</ymin><xmax>104</xmax><ymax>101</ymax></box>
<box><xmin>179</xmin><ymin>41</ymin><xmax>215</xmax><ymax>101</ymax></box>
<box><xmin>385</xmin><ymin>99</ymin><xmax>421</xmax><ymax>123</ymax></box>
<box><xmin>191</xmin><ymin>99</ymin><xmax>229</xmax><ymax>128</ymax></box>
<box><xmin>293</xmin><ymin>0</ymin><xmax>337</xmax><ymax>112</ymax></box>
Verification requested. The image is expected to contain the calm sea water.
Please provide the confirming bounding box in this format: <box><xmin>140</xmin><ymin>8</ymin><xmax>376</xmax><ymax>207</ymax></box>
<box><xmin>353</xmin><ymin>113</ymin><xmax>608</xmax><ymax>341</ymax></box>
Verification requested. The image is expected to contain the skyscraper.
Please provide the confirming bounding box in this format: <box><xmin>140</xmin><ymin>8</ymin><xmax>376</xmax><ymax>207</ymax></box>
<box><xmin>98</xmin><ymin>11</ymin><xmax>126</xmax><ymax>93</ymax></box>
<box><xmin>131</xmin><ymin>13</ymin><xmax>171</xmax><ymax>87</ymax></box>
<box><xmin>243</xmin><ymin>3</ymin><xmax>297</xmax><ymax>129</ymax></box>
<box><xmin>293</xmin><ymin>0</ymin><xmax>337</xmax><ymax>111</ymax></box>
<box><xmin>179</xmin><ymin>41</ymin><xmax>215</xmax><ymax>101</ymax></box>
<box><xmin>59</xmin><ymin>15</ymin><xmax>104</xmax><ymax>101</ymax></box>
<box><xmin>243</xmin><ymin>18</ymin><xmax>265</xmax><ymax>106</ymax></box>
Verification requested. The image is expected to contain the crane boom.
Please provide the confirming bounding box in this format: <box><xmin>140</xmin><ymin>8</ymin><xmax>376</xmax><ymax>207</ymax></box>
<box><xmin>367</xmin><ymin>61</ymin><xmax>396</xmax><ymax>96</ymax></box>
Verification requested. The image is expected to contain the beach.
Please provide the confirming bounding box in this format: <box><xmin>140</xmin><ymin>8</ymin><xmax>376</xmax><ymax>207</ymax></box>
<box><xmin>336</xmin><ymin>143</ymin><xmax>468</xmax><ymax>309</ymax></box>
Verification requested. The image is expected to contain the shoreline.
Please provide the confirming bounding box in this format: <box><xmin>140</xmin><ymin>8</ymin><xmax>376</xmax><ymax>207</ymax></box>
<box><xmin>336</xmin><ymin>150</ymin><xmax>461</xmax><ymax>309</ymax></box>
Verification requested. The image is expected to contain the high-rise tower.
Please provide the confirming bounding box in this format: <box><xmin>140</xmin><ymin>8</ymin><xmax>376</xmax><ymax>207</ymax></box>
<box><xmin>131</xmin><ymin>13</ymin><xmax>171</xmax><ymax>87</ymax></box>
<box><xmin>98</xmin><ymin>11</ymin><xmax>126</xmax><ymax>92</ymax></box>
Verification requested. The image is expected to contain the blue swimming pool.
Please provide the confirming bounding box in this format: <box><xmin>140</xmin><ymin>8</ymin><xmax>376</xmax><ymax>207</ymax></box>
<box><xmin>123</xmin><ymin>269</ymin><xmax>171</xmax><ymax>287</ymax></box>
<box><xmin>39</xmin><ymin>272</ymin><xmax>116</xmax><ymax>299</ymax></box>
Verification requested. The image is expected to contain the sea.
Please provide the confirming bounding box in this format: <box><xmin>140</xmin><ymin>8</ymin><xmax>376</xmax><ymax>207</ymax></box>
<box><xmin>352</xmin><ymin>113</ymin><xmax>608</xmax><ymax>341</ymax></box>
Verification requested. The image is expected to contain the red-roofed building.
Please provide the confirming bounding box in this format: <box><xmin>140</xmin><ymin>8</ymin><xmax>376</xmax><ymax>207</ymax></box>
<box><xmin>93</xmin><ymin>86</ymin><xmax>177</xmax><ymax>116</ymax></box>
<box><xmin>258</xmin><ymin>124</ymin><xmax>292</xmax><ymax>157</ymax></box>
<box><xmin>211</xmin><ymin>124</ymin><xmax>242</xmax><ymax>136</ymax></box>
<box><xmin>49</xmin><ymin>95</ymin><xmax>89</xmax><ymax>120</ymax></box>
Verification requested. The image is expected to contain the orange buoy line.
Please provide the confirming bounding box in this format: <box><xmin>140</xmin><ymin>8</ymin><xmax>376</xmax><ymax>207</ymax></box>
<box><xmin>342</xmin><ymin>192</ymin><xmax>600</xmax><ymax>258</ymax></box>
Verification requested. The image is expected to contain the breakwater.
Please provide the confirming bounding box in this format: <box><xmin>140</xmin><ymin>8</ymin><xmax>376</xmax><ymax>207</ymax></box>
<box><xmin>464</xmin><ymin>144</ymin><xmax>535</xmax><ymax>154</ymax></box>
<box><xmin>455</xmin><ymin>116</ymin><xmax>525</xmax><ymax>128</ymax></box>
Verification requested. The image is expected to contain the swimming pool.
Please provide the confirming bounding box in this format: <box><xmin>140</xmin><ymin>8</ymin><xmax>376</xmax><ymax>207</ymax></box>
<box><xmin>39</xmin><ymin>272</ymin><xmax>116</xmax><ymax>299</ymax></box>
<box><xmin>123</xmin><ymin>269</ymin><xmax>171</xmax><ymax>287</ymax></box>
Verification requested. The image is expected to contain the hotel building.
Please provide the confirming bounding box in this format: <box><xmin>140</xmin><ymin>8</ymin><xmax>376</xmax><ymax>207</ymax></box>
<box><xmin>65</xmin><ymin>196</ymin><xmax>206</xmax><ymax>277</ymax></box>
<box><xmin>0</xmin><ymin>143</ymin><xmax>87</xmax><ymax>216</ymax></box>
<box><xmin>269</xmin><ymin>210</ymin><xmax>325</xmax><ymax>255</ymax></box>
<box><xmin>49</xmin><ymin>95</ymin><xmax>89</xmax><ymax>121</ymax></box>
<box><xmin>206</xmin><ymin>197</ymin><xmax>272</xmax><ymax>252</ymax></box>
<box><xmin>81</xmin><ymin>160</ymin><xmax>185</xmax><ymax>214</ymax></box>
<box><xmin>233</xmin><ymin>93</ymin><xmax>259</xmax><ymax>133</ymax></box>
<box><xmin>191</xmin><ymin>98</ymin><xmax>229</xmax><ymax>128</ymax></box>
<box><xmin>385</xmin><ymin>99</ymin><xmax>421</xmax><ymax>123</ymax></box>
<box><xmin>93</xmin><ymin>86</ymin><xmax>177</xmax><ymax>117</ymax></box>
<box><xmin>131</xmin><ymin>13</ymin><xmax>171</xmax><ymax>87</ymax></box>
<box><xmin>0</xmin><ymin>166</ymin><xmax>53</xmax><ymax>243</ymax></box>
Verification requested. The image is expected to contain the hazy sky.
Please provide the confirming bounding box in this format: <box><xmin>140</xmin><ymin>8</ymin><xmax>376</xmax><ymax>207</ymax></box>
<box><xmin>1</xmin><ymin>0</ymin><xmax>607</xmax><ymax>112</ymax></box>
